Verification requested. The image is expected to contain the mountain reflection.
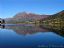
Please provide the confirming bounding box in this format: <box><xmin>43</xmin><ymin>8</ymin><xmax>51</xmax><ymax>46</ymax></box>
<box><xmin>0</xmin><ymin>24</ymin><xmax>64</xmax><ymax>37</ymax></box>
<box><xmin>4</xmin><ymin>24</ymin><xmax>49</xmax><ymax>35</ymax></box>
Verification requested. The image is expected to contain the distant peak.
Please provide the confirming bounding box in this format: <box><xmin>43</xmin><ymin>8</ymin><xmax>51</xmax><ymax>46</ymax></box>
<box><xmin>17</xmin><ymin>12</ymin><xmax>27</xmax><ymax>14</ymax></box>
<box><xmin>15</xmin><ymin>11</ymin><xmax>40</xmax><ymax>16</ymax></box>
<box><xmin>15</xmin><ymin>12</ymin><xmax>27</xmax><ymax>16</ymax></box>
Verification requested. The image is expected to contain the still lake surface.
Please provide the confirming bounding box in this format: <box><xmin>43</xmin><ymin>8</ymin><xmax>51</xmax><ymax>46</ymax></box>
<box><xmin>0</xmin><ymin>24</ymin><xmax>64</xmax><ymax>48</ymax></box>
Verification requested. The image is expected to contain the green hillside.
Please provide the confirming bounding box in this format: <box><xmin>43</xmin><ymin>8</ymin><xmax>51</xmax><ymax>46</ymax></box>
<box><xmin>40</xmin><ymin>10</ymin><xmax>64</xmax><ymax>32</ymax></box>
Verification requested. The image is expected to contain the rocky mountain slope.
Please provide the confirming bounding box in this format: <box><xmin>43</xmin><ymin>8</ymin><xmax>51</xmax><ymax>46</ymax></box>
<box><xmin>5</xmin><ymin>12</ymin><xmax>49</xmax><ymax>24</ymax></box>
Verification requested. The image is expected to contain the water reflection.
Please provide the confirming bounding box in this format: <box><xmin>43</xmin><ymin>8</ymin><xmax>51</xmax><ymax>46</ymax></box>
<box><xmin>0</xmin><ymin>24</ymin><xmax>64</xmax><ymax>37</ymax></box>
<box><xmin>0</xmin><ymin>24</ymin><xmax>5</xmax><ymax>29</ymax></box>
<box><xmin>5</xmin><ymin>24</ymin><xmax>49</xmax><ymax>35</ymax></box>
<box><xmin>40</xmin><ymin>26</ymin><xmax>64</xmax><ymax>37</ymax></box>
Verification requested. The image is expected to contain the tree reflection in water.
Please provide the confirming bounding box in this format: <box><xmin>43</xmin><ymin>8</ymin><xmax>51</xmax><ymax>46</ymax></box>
<box><xmin>0</xmin><ymin>24</ymin><xmax>64</xmax><ymax>37</ymax></box>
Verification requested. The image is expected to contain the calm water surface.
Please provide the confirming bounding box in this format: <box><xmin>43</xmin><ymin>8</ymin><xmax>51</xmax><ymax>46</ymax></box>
<box><xmin>0</xmin><ymin>24</ymin><xmax>64</xmax><ymax>48</ymax></box>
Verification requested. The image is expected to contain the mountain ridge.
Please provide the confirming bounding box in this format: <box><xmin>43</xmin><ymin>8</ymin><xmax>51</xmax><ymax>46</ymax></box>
<box><xmin>5</xmin><ymin>12</ymin><xmax>49</xmax><ymax>24</ymax></box>
<box><xmin>5</xmin><ymin>10</ymin><xmax>64</xmax><ymax>24</ymax></box>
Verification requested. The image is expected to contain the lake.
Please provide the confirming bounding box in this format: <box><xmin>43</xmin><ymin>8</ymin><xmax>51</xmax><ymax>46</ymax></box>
<box><xmin>0</xmin><ymin>24</ymin><xmax>64</xmax><ymax>48</ymax></box>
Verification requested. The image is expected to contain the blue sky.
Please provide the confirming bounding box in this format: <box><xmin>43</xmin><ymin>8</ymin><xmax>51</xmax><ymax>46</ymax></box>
<box><xmin>0</xmin><ymin>0</ymin><xmax>64</xmax><ymax>18</ymax></box>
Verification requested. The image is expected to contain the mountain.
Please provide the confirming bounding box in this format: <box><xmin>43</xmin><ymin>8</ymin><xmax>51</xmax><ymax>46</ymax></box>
<box><xmin>57</xmin><ymin>10</ymin><xmax>64</xmax><ymax>14</ymax></box>
<box><xmin>13</xmin><ymin>12</ymin><xmax>49</xmax><ymax>21</ymax></box>
<box><xmin>5</xmin><ymin>12</ymin><xmax>49</xmax><ymax>24</ymax></box>
<box><xmin>40</xmin><ymin>10</ymin><xmax>64</xmax><ymax>31</ymax></box>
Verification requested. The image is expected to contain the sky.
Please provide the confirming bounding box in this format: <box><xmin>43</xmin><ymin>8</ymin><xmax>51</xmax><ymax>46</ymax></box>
<box><xmin>0</xmin><ymin>0</ymin><xmax>64</xmax><ymax>18</ymax></box>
